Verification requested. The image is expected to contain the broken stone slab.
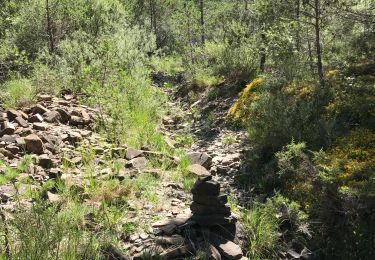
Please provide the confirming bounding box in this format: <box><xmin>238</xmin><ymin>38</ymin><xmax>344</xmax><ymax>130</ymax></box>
<box><xmin>15</xmin><ymin>116</ymin><xmax>28</xmax><ymax>128</ymax></box>
<box><xmin>188</xmin><ymin>164</ymin><xmax>210</xmax><ymax>177</ymax></box>
<box><xmin>0</xmin><ymin>121</ymin><xmax>15</xmax><ymax>136</ymax></box>
<box><xmin>24</xmin><ymin>134</ymin><xmax>45</xmax><ymax>154</ymax></box>
<box><xmin>125</xmin><ymin>147</ymin><xmax>143</xmax><ymax>160</ymax></box>
<box><xmin>33</xmin><ymin>122</ymin><xmax>49</xmax><ymax>131</ymax></box>
<box><xmin>31</xmin><ymin>104</ymin><xmax>50</xmax><ymax>115</ymax></box>
<box><xmin>28</xmin><ymin>114</ymin><xmax>44</xmax><ymax>123</ymax></box>
<box><xmin>187</xmin><ymin>152</ymin><xmax>212</xmax><ymax>169</ymax></box>
<box><xmin>210</xmin><ymin>233</ymin><xmax>243</xmax><ymax>260</ymax></box>
<box><xmin>6</xmin><ymin>109</ymin><xmax>22</xmax><ymax>121</ymax></box>
<box><xmin>44</xmin><ymin>110</ymin><xmax>61</xmax><ymax>123</ymax></box>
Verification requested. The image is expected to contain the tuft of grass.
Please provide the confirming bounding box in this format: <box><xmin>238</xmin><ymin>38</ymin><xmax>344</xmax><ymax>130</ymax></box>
<box><xmin>1</xmin><ymin>78</ymin><xmax>36</xmax><ymax>108</ymax></box>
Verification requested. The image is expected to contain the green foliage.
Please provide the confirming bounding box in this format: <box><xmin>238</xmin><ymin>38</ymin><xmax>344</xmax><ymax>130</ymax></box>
<box><xmin>1</xmin><ymin>78</ymin><xmax>36</xmax><ymax>108</ymax></box>
<box><xmin>242</xmin><ymin>194</ymin><xmax>309</xmax><ymax>259</ymax></box>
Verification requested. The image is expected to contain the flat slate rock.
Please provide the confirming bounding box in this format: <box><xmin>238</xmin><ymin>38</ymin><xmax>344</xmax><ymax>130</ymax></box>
<box><xmin>193</xmin><ymin>194</ymin><xmax>228</xmax><ymax>207</ymax></box>
<box><xmin>210</xmin><ymin>234</ymin><xmax>243</xmax><ymax>260</ymax></box>
<box><xmin>190</xmin><ymin>202</ymin><xmax>231</xmax><ymax>215</ymax></box>
<box><xmin>187</xmin><ymin>152</ymin><xmax>212</xmax><ymax>168</ymax></box>
<box><xmin>188</xmin><ymin>164</ymin><xmax>210</xmax><ymax>177</ymax></box>
<box><xmin>191</xmin><ymin>176</ymin><xmax>220</xmax><ymax>196</ymax></box>
<box><xmin>126</xmin><ymin>147</ymin><xmax>143</xmax><ymax>160</ymax></box>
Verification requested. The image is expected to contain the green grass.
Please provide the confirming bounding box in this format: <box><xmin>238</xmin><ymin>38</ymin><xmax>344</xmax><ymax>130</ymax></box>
<box><xmin>1</xmin><ymin>78</ymin><xmax>36</xmax><ymax>108</ymax></box>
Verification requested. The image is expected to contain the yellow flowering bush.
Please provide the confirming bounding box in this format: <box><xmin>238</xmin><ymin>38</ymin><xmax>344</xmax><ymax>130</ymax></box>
<box><xmin>227</xmin><ymin>77</ymin><xmax>264</xmax><ymax>121</ymax></box>
<box><xmin>326</xmin><ymin>128</ymin><xmax>375</xmax><ymax>197</ymax></box>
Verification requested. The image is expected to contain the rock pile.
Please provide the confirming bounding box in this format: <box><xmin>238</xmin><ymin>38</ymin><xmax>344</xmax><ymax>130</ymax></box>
<box><xmin>149</xmin><ymin>175</ymin><xmax>245</xmax><ymax>260</ymax></box>
<box><xmin>191</xmin><ymin>175</ymin><xmax>235</xmax><ymax>228</ymax></box>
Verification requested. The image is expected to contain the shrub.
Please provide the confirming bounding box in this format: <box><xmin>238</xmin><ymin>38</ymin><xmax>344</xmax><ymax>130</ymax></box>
<box><xmin>242</xmin><ymin>194</ymin><xmax>309</xmax><ymax>259</ymax></box>
<box><xmin>1</xmin><ymin>78</ymin><xmax>36</xmax><ymax>108</ymax></box>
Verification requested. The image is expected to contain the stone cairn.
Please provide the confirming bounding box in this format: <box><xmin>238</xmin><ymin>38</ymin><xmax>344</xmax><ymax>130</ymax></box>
<box><xmin>150</xmin><ymin>175</ymin><xmax>244</xmax><ymax>260</ymax></box>
<box><xmin>191</xmin><ymin>175</ymin><xmax>235</xmax><ymax>228</ymax></box>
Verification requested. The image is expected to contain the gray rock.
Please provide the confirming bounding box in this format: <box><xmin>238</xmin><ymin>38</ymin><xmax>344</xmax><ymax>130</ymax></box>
<box><xmin>44</xmin><ymin>110</ymin><xmax>61</xmax><ymax>123</ymax></box>
<box><xmin>24</xmin><ymin>134</ymin><xmax>45</xmax><ymax>154</ymax></box>
<box><xmin>130</xmin><ymin>157</ymin><xmax>147</xmax><ymax>169</ymax></box>
<box><xmin>56</xmin><ymin>108</ymin><xmax>71</xmax><ymax>123</ymax></box>
<box><xmin>187</xmin><ymin>152</ymin><xmax>212</xmax><ymax>168</ymax></box>
<box><xmin>188</xmin><ymin>164</ymin><xmax>210</xmax><ymax>177</ymax></box>
<box><xmin>210</xmin><ymin>234</ymin><xmax>243</xmax><ymax>260</ymax></box>
<box><xmin>0</xmin><ymin>121</ymin><xmax>15</xmax><ymax>136</ymax></box>
<box><xmin>126</xmin><ymin>147</ymin><xmax>143</xmax><ymax>160</ymax></box>
<box><xmin>31</xmin><ymin>104</ymin><xmax>50</xmax><ymax>115</ymax></box>
<box><xmin>15</xmin><ymin>116</ymin><xmax>28</xmax><ymax>128</ymax></box>
<box><xmin>69</xmin><ymin>116</ymin><xmax>84</xmax><ymax>126</ymax></box>
<box><xmin>33</xmin><ymin>123</ymin><xmax>49</xmax><ymax>131</ymax></box>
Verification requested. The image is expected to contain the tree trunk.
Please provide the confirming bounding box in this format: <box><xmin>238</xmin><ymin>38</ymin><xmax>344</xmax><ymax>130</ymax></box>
<box><xmin>46</xmin><ymin>0</ymin><xmax>54</xmax><ymax>54</ymax></box>
<box><xmin>260</xmin><ymin>32</ymin><xmax>266</xmax><ymax>72</ymax></box>
<box><xmin>314</xmin><ymin>0</ymin><xmax>324</xmax><ymax>86</ymax></box>
<box><xmin>200</xmin><ymin>0</ymin><xmax>205</xmax><ymax>45</ymax></box>
<box><xmin>295</xmin><ymin>0</ymin><xmax>301</xmax><ymax>51</ymax></box>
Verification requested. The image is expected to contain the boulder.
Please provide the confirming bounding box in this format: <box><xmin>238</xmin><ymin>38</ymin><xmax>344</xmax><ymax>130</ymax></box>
<box><xmin>44</xmin><ymin>110</ymin><xmax>61</xmax><ymax>123</ymax></box>
<box><xmin>24</xmin><ymin>134</ymin><xmax>45</xmax><ymax>154</ymax></box>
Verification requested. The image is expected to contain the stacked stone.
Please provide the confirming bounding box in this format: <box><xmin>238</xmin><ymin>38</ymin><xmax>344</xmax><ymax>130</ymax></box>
<box><xmin>190</xmin><ymin>175</ymin><xmax>236</xmax><ymax>227</ymax></box>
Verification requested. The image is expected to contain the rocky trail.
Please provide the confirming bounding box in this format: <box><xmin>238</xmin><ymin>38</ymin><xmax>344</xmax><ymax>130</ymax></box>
<box><xmin>0</xmin><ymin>87</ymin><xmax>252</xmax><ymax>259</ymax></box>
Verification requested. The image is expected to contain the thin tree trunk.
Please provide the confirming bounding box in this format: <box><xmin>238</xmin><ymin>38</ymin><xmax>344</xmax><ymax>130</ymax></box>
<box><xmin>46</xmin><ymin>0</ymin><xmax>54</xmax><ymax>54</ymax></box>
<box><xmin>296</xmin><ymin>0</ymin><xmax>301</xmax><ymax>51</ymax></box>
<box><xmin>260</xmin><ymin>32</ymin><xmax>266</xmax><ymax>72</ymax></box>
<box><xmin>200</xmin><ymin>0</ymin><xmax>205</xmax><ymax>45</ymax></box>
<box><xmin>314</xmin><ymin>0</ymin><xmax>324</xmax><ymax>86</ymax></box>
